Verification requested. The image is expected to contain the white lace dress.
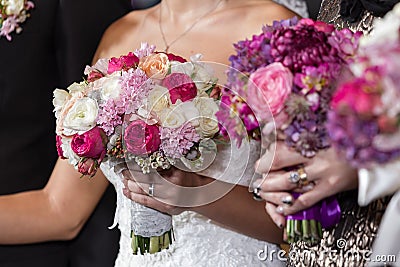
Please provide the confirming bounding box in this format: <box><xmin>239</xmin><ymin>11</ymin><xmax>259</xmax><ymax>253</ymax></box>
<box><xmin>100</xmin><ymin>2</ymin><xmax>307</xmax><ymax>265</ymax></box>
<box><xmin>100</xmin><ymin>138</ymin><xmax>285</xmax><ymax>267</ymax></box>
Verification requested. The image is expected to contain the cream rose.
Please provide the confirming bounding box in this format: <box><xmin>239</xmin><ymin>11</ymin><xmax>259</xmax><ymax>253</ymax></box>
<box><xmin>53</xmin><ymin>89</ymin><xmax>71</xmax><ymax>118</ymax></box>
<box><xmin>194</xmin><ymin>97</ymin><xmax>220</xmax><ymax>137</ymax></box>
<box><xmin>147</xmin><ymin>85</ymin><xmax>171</xmax><ymax>114</ymax></box>
<box><xmin>139</xmin><ymin>53</ymin><xmax>169</xmax><ymax>79</ymax></box>
<box><xmin>159</xmin><ymin>107</ymin><xmax>186</xmax><ymax>128</ymax></box>
<box><xmin>99</xmin><ymin>73</ymin><xmax>122</xmax><ymax>101</ymax></box>
<box><xmin>63</xmin><ymin>97</ymin><xmax>99</xmax><ymax>135</ymax></box>
<box><xmin>3</xmin><ymin>0</ymin><xmax>24</xmax><ymax>15</ymax></box>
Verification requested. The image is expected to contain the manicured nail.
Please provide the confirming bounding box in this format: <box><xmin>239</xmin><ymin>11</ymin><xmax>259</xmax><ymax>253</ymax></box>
<box><xmin>252</xmin><ymin>179</ymin><xmax>263</xmax><ymax>190</ymax></box>
<box><xmin>302</xmin><ymin>183</ymin><xmax>315</xmax><ymax>192</ymax></box>
<box><xmin>282</xmin><ymin>195</ymin><xmax>293</xmax><ymax>205</ymax></box>
<box><xmin>276</xmin><ymin>206</ymin><xmax>284</xmax><ymax>214</ymax></box>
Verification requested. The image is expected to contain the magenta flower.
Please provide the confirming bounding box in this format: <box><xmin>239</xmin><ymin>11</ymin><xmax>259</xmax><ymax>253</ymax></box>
<box><xmin>331</xmin><ymin>78</ymin><xmax>382</xmax><ymax>116</ymax></box>
<box><xmin>124</xmin><ymin>120</ymin><xmax>161</xmax><ymax>156</ymax></box>
<box><xmin>162</xmin><ymin>73</ymin><xmax>197</xmax><ymax>104</ymax></box>
<box><xmin>71</xmin><ymin>127</ymin><xmax>106</xmax><ymax>158</ymax></box>
<box><xmin>55</xmin><ymin>135</ymin><xmax>66</xmax><ymax>159</ymax></box>
<box><xmin>107</xmin><ymin>52</ymin><xmax>139</xmax><ymax>74</ymax></box>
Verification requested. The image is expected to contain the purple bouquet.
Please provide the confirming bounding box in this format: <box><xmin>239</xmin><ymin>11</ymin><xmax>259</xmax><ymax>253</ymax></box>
<box><xmin>216</xmin><ymin>17</ymin><xmax>361</xmax><ymax>244</ymax></box>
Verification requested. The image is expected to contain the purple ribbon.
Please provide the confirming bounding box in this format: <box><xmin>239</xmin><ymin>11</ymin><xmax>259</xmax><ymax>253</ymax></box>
<box><xmin>286</xmin><ymin>193</ymin><xmax>341</xmax><ymax>229</ymax></box>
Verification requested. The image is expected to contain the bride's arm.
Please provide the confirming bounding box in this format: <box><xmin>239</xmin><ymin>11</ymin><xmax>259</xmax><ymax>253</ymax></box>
<box><xmin>123</xmin><ymin>169</ymin><xmax>283</xmax><ymax>244</ymax></box>
<box><xmin>0</xmin><ymin>159</ymin><xmax>109</xmax><ymax>244</ymax></box>
<box><xmin>193</xmin><ymin>184</ymin><xmax>283</xmax><ymax>243</ymax></box>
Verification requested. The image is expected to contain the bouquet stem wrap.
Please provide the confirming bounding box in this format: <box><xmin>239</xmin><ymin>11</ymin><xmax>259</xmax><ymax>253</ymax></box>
<box><xmin>130</xmin><ymin>202</ymin><xmax>173</xmax><ymax>254</ymax></box>
<box><xmin>286</xmin><ymin>192</ymin><xmax>341</xmax><ymax>244</ymax></box>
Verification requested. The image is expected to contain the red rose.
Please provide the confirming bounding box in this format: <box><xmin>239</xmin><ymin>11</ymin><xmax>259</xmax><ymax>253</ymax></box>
<box><xmin>162</xmin><ymin>73</ymin><xmax>197</xmax><ymax>104</ymax></box>
<box><xmin>71</xmin><ymin>127</ymin><xmax>106</xmax><ymax>158</ymax></box>
<box><xmin>124</xmin><ymin>120</ymin><xmax>161</xmax><ymax>156</ymax></box>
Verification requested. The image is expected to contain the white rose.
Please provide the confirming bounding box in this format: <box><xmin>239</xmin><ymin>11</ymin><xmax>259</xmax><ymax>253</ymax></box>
<box><xmin>63</xmin><ymin>97</ymin><xmax>98</xmax><ymax>135</ymax></box>
<box><xmin>100</xmin><ymin>73</ymin><xmax>122</xmax><ymax>101</ymax></box>
<box><xmin>147</xmin><ymin>85</ymin><xmax>171</xmax><ymax>114</ymax></box>
<box><xmin>60</xmin><ymin>136</ymin><xmax>80</xmax><ymax>167</ymax></box>
<box><xmin>170</xmin><ymin>61</ymin><xmax>195</xmax><ymax>76</ymax></box>
<box><xmin>194</xmin><ymin>97</ymin><xmax>220</xmax><ymax>137</ymax></box>
<box><xmin>174</xmin><ymin>101</ymin><xmax>200</xmax><ymax>127</ymax></box>
<box><xmin>67</xmin><ymin>82</ymin><xmax>87</xmax><ymax>95</ymax></box>
<box><xmin>193</xmin><ymin>64</ymin><xmax>218</xmax><ymax>92</ymax></box>
<box><xmin>3</xmin><ymin>0</ymin><xmax>24</xmax><ymax>15</ymax></box>
<box><xmin>159</xmin><ymin>107</ymin><xmax>186</xmax><ymax>128</ymax></box>
<box><xmin>53</xmin><ymin>89</ymin><xmax>71</xmax><ymax>118</ymax></box>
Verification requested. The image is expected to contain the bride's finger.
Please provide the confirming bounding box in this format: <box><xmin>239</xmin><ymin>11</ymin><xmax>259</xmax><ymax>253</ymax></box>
<box><xmin>280</xmin><ymin>183</ymin><xmax>327</xmax><ymax>215</ymax></box>
<box><xmin>270</xmin><ymin>142</ymin><xmax>309</xmax><ymax>171</ymax></box>
<box><xmin>265</xmin><ymin>202</ymin><xmax>286</xmax><ymax>229</ymax></box>
<box><xmin>257</xmin><ymin>172</ymin><xmax>298</xmax><ymax>192</ymax></box>
<box><xmin>259</xmin><ymin>192</ymin><xmax>294</xmax><ymax>206</ymax></box>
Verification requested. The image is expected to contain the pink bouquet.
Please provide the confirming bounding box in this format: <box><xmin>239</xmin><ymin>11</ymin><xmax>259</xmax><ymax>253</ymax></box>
<box><xmin>216</xmin><ymin>17</ymin><xmax>361</xmax><ymax>244</ymax></box>
<box><xmin>0</xmin><ymin>0</ymin><xmax>34</xmax><ymax>41</ymax></box>
<box><xmin>53</xmin><ymin>43</ymin><xmax>221</xmax><ymax>254</ymax></box>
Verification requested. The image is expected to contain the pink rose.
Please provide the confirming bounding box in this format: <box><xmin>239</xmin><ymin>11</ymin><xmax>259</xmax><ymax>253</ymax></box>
<box><xmin>162</xmin><ymin>73</ymin><xmax>197</xmax><ymax>104</ymax></box>
<box><xmin>71</xmin><ymin>127</ymin><xmax>106</xmax><ymax>158</ymax></box>
<box><xmin>247</xmin><ymin>62</ymin><xmax>293</xmax><ymax>122</ymax></box>
<box><xmin>332</xmin><ymin>78</ymin><xmax>382</xmax><ymax>116</ymax></box>
<box><xmin>55</xmin><ymin>135</ymin><xmax>66</xmax><ymax>159</ymax></box>
<box><xmin>78</xmin><ymin>158</ymin><xmax>98</xmax><ymax>177</ymax></box>
<box><xmin>107</xmin><ymin>52</ymin><xmax>139</xmax><ymax>74</ymax></box>
<box><xmin>124</xmin><ymin>120</ymin><xmax>161</xmax><ymax>156</ymax></box>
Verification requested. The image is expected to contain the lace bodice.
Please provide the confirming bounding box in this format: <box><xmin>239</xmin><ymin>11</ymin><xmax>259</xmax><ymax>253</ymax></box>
<box><xmin>101</xmin><ymin>161</ymin><xmax>284</xmax><ymax>267</ymax></box>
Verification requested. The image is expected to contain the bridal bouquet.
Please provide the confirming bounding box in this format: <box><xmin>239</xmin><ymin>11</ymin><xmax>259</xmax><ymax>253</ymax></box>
<box><xmin>0</xmin><ymin>0</ymin><xmax>34</xmax><ymax>41</ymax></box>
<box><xmin>53</xmin><ymin>43</ymin><xmax>221</xmax><ymax>254</ymax></box>
<box><xmin>216</xmin><ymin>17</ymin><xmax>361</xmax><ymax>244</ymax></box>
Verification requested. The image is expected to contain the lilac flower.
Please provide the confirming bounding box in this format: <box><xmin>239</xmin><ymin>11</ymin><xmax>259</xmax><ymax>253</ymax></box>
<box><xmin>160</xmin><ymin>123</ymin><xmax>200</xmax><ymax>158</ymax></box>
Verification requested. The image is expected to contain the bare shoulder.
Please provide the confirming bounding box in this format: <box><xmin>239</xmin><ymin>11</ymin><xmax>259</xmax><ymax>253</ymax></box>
<box><xmin>220</xmin><ymin>0</ymin><xmax>299</xmax><ymax>41</ymax></box>
<box><xmin>93</xmin><ymin>7</ymin><xmax>157</xmax><ymax>62</ymax></box>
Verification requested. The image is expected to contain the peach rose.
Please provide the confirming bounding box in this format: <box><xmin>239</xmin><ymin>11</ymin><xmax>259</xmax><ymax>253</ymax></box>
<box><xmin>139</xmin><ymin>53</ymin><xmax>169</xmax><ymax>79</ymax></box>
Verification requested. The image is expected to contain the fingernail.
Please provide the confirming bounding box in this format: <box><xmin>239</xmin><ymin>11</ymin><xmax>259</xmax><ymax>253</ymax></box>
<box><xmin>252</xmin><ymin>179</ymin><xmax>263</xmax><ymax>189</ymax></box>
<box><xmin>302</xmin><ymin>183</ymin><xmax>315</xmax><ymax>192</ymax></box>
<box><xmin>281</xmin><ymin>195</ymin><xmax>293</xmax><ymax>205</ymax></box>
<box><xmin>276</xmin><ymin>206</ymin><xmax>284</xmax><ymax>214</ymax></box>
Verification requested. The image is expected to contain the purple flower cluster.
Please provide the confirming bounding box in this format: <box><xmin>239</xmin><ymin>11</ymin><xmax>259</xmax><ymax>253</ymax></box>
<box><xmin>97</xmin><ymin>68</ymin><xmax>152</xmax><ymax>135</ymax></box>
<box><xmin>218</xmin><ymin>17</ymin><xmax>361</xmax><ymax>157</ymax></box>
<box><xmin>160</xmin><ymin>123</ymin><xmax>200</xmax><ymax>158</ymax></box>
<box><xmin>327</xmin><ymin>111</ymin><xmax>400</xmax><ymax>167</ymax></box>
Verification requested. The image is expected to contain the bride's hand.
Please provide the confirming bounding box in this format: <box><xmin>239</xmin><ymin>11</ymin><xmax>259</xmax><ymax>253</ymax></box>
<box><xmin>121</xmin><ymin>166</ymin><xmax>211</xmax><ymax>215</ymax></box>
<box><xmin>254</xmin><ymin>142</ymin><xmax>358</xmax><ymax>228</ymax></box>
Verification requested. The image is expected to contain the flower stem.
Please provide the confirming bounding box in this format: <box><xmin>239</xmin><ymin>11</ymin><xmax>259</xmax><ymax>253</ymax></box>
<box><xmin>131</xmin><ymin>229</ymin><xmax>173</xmax><ymax>254</ymax></box>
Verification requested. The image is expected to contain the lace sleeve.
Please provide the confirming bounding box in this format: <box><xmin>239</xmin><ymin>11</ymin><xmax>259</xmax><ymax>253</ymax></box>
<box><xmin>318</xmin><ymin>0</ymin><xmax>376</xmax><ymax>34</ymax></box>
